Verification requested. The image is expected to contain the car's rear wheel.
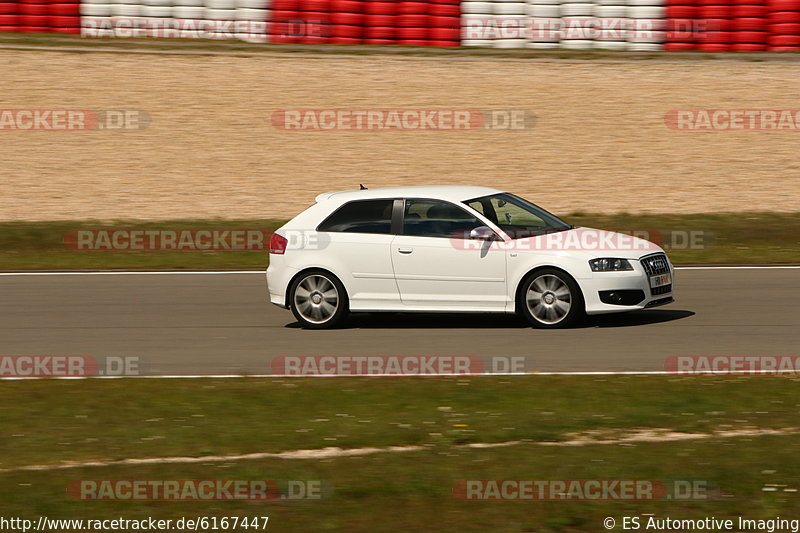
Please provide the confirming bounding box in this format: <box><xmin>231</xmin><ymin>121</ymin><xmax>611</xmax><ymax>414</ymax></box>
<box><xmin>518</xmin><ymin>269</ymin><xmax>584</xmax><ymax>328</ymax></box>
<box><xmin>289</xmin><ymin>270</ymin><xmax>349</xmax><ymax>329</ymax></box>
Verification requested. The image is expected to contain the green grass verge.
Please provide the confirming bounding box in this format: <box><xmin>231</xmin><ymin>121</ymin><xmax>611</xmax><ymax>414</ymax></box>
<box><xmin>0</xmin><ymin>213</ymin><xmax>798</xmax><ymax>270</ymax></box>
<box><xmin>1</xmin><ymin>376</ymin><xmax>799</xmax><ymax>466</ymax></box>
<box><xmin>1</xmin><ymin>377</ymin><xmax>799</xmax><ymax>530</ymax></box>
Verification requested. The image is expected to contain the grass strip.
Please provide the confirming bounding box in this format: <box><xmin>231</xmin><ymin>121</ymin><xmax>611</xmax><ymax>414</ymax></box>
<box><xmin>1</xmin><ymin>377</ymin><xmax>799</xmax><ymax>530</ymax></box>
<box><xmin>0</xmin><ymin>213</ymin><xmax>798</xmax><ymax>270</ymax></box>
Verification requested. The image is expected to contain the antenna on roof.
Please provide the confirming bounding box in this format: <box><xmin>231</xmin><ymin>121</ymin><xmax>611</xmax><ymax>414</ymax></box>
<box><xmin>359</xmin><ymin>184</ymin><xmax>367</xmax><ymax>190</ymax></box>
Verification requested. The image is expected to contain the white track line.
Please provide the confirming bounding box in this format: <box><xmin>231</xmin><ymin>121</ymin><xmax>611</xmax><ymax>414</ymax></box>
<box><xmin>0</xmin><ymin>266</ymin><xmax>798</xmax><ymax>276</ymax></box>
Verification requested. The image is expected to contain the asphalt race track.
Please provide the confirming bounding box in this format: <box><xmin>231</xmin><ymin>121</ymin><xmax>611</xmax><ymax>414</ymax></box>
<box><xmin>1</xmin><ymin>269</ymin><xmax>798</xmax><ymax>376</ymax></box>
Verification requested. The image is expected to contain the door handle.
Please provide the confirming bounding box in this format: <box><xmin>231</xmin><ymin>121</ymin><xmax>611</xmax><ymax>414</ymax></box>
<box><xmin>398</xmin><ymin>248</ymin><xmax>413</xmax><ymax>254</ymax></box>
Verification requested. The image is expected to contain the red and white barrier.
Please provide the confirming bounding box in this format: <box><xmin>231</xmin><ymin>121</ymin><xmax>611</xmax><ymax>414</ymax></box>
<box><xmin>0</xmin><ymin>0</ymin><xmax>798</xmax><ymax>49</ymax></box>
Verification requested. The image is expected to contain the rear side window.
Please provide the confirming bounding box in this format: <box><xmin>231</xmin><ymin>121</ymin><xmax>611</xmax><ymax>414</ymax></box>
<box><xmin>403</xmin><ymin>199</ymin><xmax>484</xmax><ymax>239</ymax></box>
<box><xmin>317</xmin><ymin>199</ymin><xmax>394</xmax><ymax>234</ymax></box>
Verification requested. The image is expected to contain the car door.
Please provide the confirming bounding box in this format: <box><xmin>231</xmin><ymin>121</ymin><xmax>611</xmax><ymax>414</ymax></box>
<box><xmin>316</xmin><ymin>198</ymin><xmax>400</xmax><ymax>310</ymax></box>
<box><xmin>390</xmin><ymin>198</ymin><xmax>507</xmax><ymax>310</ymax></box>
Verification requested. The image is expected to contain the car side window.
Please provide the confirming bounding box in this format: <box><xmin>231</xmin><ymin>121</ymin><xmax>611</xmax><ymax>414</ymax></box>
<box><xmin>403</xmin><ymin>199</ymin><xmax>484</xmax><ymax>239</ymax></box>
<box><xmin>491</xmin><ymin>197</ymin><xmax>546</xmax><ymax>228</ymax></box>
<box><xmin>317</xmin><ymin>199</ymin><xmax>394</xmax><ymax>234</ymax></box>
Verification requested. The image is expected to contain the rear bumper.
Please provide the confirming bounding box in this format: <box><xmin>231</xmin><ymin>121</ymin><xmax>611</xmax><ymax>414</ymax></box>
<box><xmin>266</xmin><ymin>259</ymin><xmax>296</xmax><ymax>309</ymax></box>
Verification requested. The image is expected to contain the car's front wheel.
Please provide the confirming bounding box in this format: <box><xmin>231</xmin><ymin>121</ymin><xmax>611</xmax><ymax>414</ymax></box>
<box><xmin>518</xmin><ymin>269</ymin><xmax>584</xmax><ymax>329</ymax></box>
<box><xmin>289</xmin><ymin>270</ymin><xmax>349</xmax><ymax>329</ymax></box>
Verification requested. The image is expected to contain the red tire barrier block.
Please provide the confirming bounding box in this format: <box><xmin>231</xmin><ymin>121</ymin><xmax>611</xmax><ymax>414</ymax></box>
<box><xmin>367</xmin><ymin>13</ymin><xmax>393</xmax><ymax>26</ymax></box>
<box><xmin>51</xmin><ymin>3</ymin><xmax>80</xmax><ymax>16</ymax></box>
<box><xmin>332</xmin><ymin>23</ymin><xmax>362</xmax><ymax>37</ymax></box>
<box><xmin>272</xmin><ymin>0</ymin><xmax>300</xmax><ymax>9</ymax></box>
<box><xmin>430</xmin><ymin>15</ymin><xmax>459</xmax><ymax>28</ymax></box>
<box><xmin>732</xmin><ymin>4</ymin><xmax>767</xmax><ymax>17</ymax></box>
<box><xmin>49</xmin><ymin>15</ymin><xmax>79</xmax><ymax>27</ymax></box>
<box><xmin>769</xmin><ymin>32</ymin><xmax>800</xmax><ymax>42</ymax></box>
<box><xmin>666</xmin><ymin>0</ymin><xmax>699</xmax><ymax>48</ymax></box>
<box><xmin>330</xmin><ymin>0</ymin><xmax>363</xmax><ymax>12</ymax></box>
<box><xmin>429</xmin><ymin>25</ymin><xmax>458</xmax><ymax>39</ymax></box>
<box><xmin>664</xmin><ymin>41</ymin><xmax>698</xmax><ymax>49</ymax></box>
<box><xmin>397</xmin><ymin>25</ymin><xmax>427</xmax><ymax>38</ymax></box>
<box><xmin>769</xmin><ymin>10</ymin><xmax>800</xmax><ymax>22</ymax></box>
<box><xmin>20</xmin><ymin>3</ymin><xmax>48</xmax><ymax>15</ymax></box>
<box><xmin>734</xmin><ymin>16</ymin><xmax>768</xmax><ymax>28</ymax></box>
<box><xmin>329</xmin><ymin>36</ymin><xmax>361</xmax><ymax>43</ymax></box>
<box><xmin>430</xmin><ymin>3</ymin><xmax>458</xmax><ymax>15</ymax></box>
<box><xmin>770</xmin><ymin>21</ymin><xmax>800</xmax><ymax>30</ymax></box>
<box><xmin>668</xmin><ymin>4</ymin><xmax>698</xmax><ymax>16</ymax></box>
<box><xmin>366</xmin><ymin>2</ymin><xmax>395</xmax><ymax>14</ymax></box>
<box><xmin>733</xmin><ymin>29</ymin><xmax>769</xmax><ymax>40</ymax></box>
<box><xmin>397</xmin><ymin>1</ymin><xmax>428</xmax><ymax>14</ymax></box>
<box><xmin>397</xmin><ymin>13</ymin><xmax>428</xmax><ymax>26</ymax></box>
<box><xmin>700</xmin><ymin>4</ymin><xmax>731</xmax><ymax>17</ymax></box>
<box><xmin>699</xmin><ymin>42</ymin><xmax>733</xmax><ymax>48</ymax></box>
<box><xmin>366</xmin><ymin>25</ymin><xmax>395</xmax><ymax>38</ymax></box>
<box><xmin>768</xmin><ymin>0</ymin><xmax>800</xmax><ymax>9</ymax></box>
<box><xmin>330</xmin><ymin>11</ymin><xmax>363</xmax><ymax>24</ymax></box>
<box><xmin>304</xmin><ymin>0</ymin><xmax>329</xmax><ymax>10</ymax></box>
<box><xmin>20</xmin><ymin>14</ymin><xmax>48</xmax><ymax>26</ymax></box>
<box><xmin>732</xmin><ymin>41</ymin><xmax>768</xmax><ymax>47</ymax></box>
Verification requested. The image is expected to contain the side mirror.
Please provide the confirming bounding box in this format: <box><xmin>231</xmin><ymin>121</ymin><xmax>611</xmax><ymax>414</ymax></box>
<box><xmin>469</xmin><ymin>226</ymin><xmax>496</xmax><ymax>241</ymax></box>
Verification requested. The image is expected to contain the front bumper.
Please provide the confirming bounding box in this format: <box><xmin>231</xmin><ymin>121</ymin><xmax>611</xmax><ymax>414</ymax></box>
<box><xmin>582</xmin><ymin>257</ymin><xmax>674</xmax><ymax>315</ymax></box>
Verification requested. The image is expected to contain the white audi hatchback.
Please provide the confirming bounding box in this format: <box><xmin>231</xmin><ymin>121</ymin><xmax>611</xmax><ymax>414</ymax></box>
<box><xmin>267</xmin><ymin>186</ymin><xmax>674</xmax><ymax>329</ymax></box>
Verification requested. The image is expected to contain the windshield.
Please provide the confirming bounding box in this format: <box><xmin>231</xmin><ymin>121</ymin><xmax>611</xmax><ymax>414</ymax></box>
<box><xmin>464</xmin><ymin>193</ymin><xmax>572</xmax><ymax>239</ymax></box>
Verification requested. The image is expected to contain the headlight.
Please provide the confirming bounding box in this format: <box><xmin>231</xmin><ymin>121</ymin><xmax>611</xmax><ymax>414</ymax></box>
<box><xmin>589</xmin><ymin>258</ymin><xmax>633</xmax><ymax>272</ymax></box>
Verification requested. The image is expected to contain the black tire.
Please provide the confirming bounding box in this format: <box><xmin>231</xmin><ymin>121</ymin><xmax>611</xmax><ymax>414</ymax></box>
<box><xmin>289</xmin><ymin>270</ymin><xmax>349</xmax><ymax>329</ymax></box>
<box><xmin>517</xmin><ymin>268</ymin><xmax>584</xmax><ymax>329</ymax></box>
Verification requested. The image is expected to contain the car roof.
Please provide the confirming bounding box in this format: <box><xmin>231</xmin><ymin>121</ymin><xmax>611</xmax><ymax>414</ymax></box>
<box><xmin>315</xmin><ymin>185</ymin><xmax>504</xmax><ymax>204</ymax></box>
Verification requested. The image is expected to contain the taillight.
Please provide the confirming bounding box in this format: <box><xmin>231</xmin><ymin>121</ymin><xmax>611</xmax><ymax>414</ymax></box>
<box><xmin>269</xmin><ymin>233</ymin><xmax>288</xmax><ymax>255</ymax></box>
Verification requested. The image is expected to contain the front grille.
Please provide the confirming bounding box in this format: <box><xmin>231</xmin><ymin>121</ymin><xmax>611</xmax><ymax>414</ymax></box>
<box><xmin>640</xmin><ymin>252</ymin><xmax>672</xmax><ymax>295</ymax></box>
<box><xmin>640</xmin><ymin>253</ymin><xmax>670</xmax><ymax>276</ymax></box>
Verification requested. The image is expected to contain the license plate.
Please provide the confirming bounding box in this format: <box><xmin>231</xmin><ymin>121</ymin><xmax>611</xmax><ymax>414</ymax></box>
<box><xmin>649</xmin><ymin>273</ymin><xmax>671</xmax><ymax>288</ymax></box>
